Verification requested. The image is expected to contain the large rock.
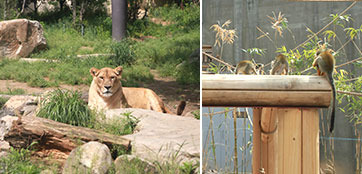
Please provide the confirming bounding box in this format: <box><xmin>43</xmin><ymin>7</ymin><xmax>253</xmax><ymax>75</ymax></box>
<box><xmin>0</xmin><ymin>19</ymin><xmax>46</xmax><ymax>58</ymax></box>
<box><xmin>106</xmin><ymin>108</ymin><xmax>200</xmax><ymax>163</ymax></box>
<box><xmin>62</xmin><ymin>141</ymin><xmax>112</xmax><ymax>174</ymax></box>
<box><xmin>0</xmin><ymin>95</ymin><xmax>38</xmax><ymax>118</ymax></box>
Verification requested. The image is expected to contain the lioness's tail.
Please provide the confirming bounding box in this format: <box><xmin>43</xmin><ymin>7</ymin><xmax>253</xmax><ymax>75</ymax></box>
<box><xmin>176</xmin><ymin>101</ymin><xmax>186</xmax><ymax>115</ymax></box>
<box><xmin>163</xmin><ymin>100</ymin><xmax>186</xmax><ymax>115</ymax></box>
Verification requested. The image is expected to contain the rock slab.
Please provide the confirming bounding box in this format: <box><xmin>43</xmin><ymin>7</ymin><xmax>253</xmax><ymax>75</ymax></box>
<box><xmin>62</xmin><ymin>141</ymin><xmax>112</xmax><ymax>174</ymax></box>
<box><xmin>106</xmin><ymin>108</ymin><xmax>200</xmax><ymax>163</ymax></box>
<box><xmin>0</xmin><ymin>19</ymin><xmax>47</xmax><ymax>58</ymax></box>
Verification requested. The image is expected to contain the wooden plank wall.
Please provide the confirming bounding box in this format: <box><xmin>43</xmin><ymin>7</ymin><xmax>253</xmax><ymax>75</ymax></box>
<box><xmin>252</xmin><ymin>108</ymin><xmax>319</xmax><ymax>174</ymax></box>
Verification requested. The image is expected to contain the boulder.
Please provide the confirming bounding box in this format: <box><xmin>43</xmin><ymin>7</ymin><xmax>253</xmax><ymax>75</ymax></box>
<box><xmin>62</xmin><ymin>141</ymin><xmax>112</xmax><ymax>174</ymax></box>
<box><xmin>106</xmin><ymin>108</ymin><xmax>200</xmax><ymax>163</ymax></box>
<box><xmin>0</xmin><ymin>19</ymin><xmax>47</xmax><ymax>58</ymax></box>
<box><xmin>114</xmin><ymin>155</ymin><xmax>156</xmax><ymax>174</ymax></box>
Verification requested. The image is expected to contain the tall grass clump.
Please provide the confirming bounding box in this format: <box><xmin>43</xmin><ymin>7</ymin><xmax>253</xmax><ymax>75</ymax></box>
<box><xmin>93</xmin><ymin>112</ymin><xmax>139</xmax><ymax>136</ymax></box>
<box><xmin>37</xmin><ymin>89</ymin><xmax>93</xmax><ymax>127</ymax></box>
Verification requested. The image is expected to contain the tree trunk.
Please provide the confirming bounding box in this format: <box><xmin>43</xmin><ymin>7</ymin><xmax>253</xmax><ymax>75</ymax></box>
<box><xmin>59</xmin><ymin>0</ymin><xmax>65</xmax><ymax>11</ymax></box>
<box><xmin>4</xmin><ymin>116</ymin><xmax>131</xmax><ymax>157</ymax></box>
<box><xmin>112</xmin><ymin>0</ymin><xmax>127</xmax><ymax>41</ymax></box>
<box><xmin>3</xmin><ymin>0</ymin><xmax>7</xmax><ymax>20</ymax></box>
<box><xmin>72</xmin><ymin>0</ymin><xmax>76</xmax><ymax>25</ymax></box>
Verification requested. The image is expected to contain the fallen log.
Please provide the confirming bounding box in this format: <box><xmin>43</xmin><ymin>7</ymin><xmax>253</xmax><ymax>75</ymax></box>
<box><xmin>4</xmin><ymin>116</ymin><xmax>131</xmax><ymax>158</ymax></box>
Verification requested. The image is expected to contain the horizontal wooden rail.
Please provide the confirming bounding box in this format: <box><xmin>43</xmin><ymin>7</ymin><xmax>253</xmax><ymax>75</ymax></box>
<box><xmin>202</xmin><ymin>75</ymin><xmax>332</xmax><ymax>107</ymax></box>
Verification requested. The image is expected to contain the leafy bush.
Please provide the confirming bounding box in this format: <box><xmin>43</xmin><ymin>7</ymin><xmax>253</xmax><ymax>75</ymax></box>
<box><xmin>37</xmin><ymin>89</ymin><xmax>93</xmax><ymax>127</ymax></box>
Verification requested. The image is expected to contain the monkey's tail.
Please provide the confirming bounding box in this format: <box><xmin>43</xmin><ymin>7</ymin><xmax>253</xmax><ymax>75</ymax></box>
<box><xmin>327</xmin><ymin>73</ymin><xmax>336</xmax><ymax>133</ymax></box>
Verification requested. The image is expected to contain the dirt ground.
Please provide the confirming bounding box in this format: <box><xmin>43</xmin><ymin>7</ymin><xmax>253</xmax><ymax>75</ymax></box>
<box><xmin>0</xmin><ymin>71</ymin><xmax>199</xmax><ymax>116</ymax></box>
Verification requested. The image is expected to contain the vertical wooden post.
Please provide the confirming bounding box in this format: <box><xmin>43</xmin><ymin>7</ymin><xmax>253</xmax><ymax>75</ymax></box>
<box><xmin>252</xmin><ymin>108</ymin><xmax>319</xmax><ymax>174</ymax></box>
<box><xmin>252</xmin><ymin>108</ymin><xmax>262</xmax><ymax>173</ymax></box>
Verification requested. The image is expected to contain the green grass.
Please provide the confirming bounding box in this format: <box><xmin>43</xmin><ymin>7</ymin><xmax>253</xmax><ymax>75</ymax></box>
<box><xmin>0</xmin><ymin>97</ymin><xmax>9</xmax><ymax>108</ymax></box>
<box><xmin>37</xmin><ymin>89</ymin><xmax>93</xmax><ymax>127</ymax></box>
<box><xmin>0</xmin><ymin>144</ymin><xmax>46</xmax><ymax>174</ymax></box>
<box><xmin>0</xmin><ymin>3</ymin><xmax>199</xmax><ymax>87</ymax></box>
<box><xmin>112</xmin><ymin>156</ymin><xmax>199</xmax><ymax>174</ymax></box>
<box><xmin>134</xmin><ymin>30</ymin><xmax>199</xmax><ymax>84</ymax></box>
<box><xmin>192</xmin><ymin>110</ymin><xmax>200</xmax><ymax>120</ymax></box>
<box><xmin>0</xmin><ymin>57</ymin><xmax>153</xmax><ymax>88</ymax></box>
<box><xmin>0</xmin><ymin>88</ymin><xmax>25</xmax><ymax>95</ymax></box>
<box><xmin>93</xmin><ymin>112</ymin><xmax>139</xmax><ymax>136</ymax></box>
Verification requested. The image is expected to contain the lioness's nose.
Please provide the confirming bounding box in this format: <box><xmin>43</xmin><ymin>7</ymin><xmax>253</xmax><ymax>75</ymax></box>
<box><xmin>104</xmin><ymin>86</ymin><xmax>111</xmax><ymax>90</ymax></box>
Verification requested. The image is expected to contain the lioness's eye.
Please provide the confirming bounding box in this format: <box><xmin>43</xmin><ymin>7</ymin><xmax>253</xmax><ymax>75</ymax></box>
<box><xmin>99</xmin><ymin>76</ymin><xmax>104</xmax><ymax>80</ymax></box>
<box><xmin>111</xmin><ymin>76</ymin><xmax>116</xmax><ymax>80</ymax></box>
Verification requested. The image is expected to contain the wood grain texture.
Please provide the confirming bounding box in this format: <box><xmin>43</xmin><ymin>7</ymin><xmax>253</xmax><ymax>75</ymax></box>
<box><xmin>302</xmin><ymin>109</ymin><xmax>319</xmax><ymax>174</ymax></box>
<box><xmin>280</xmin><ymin>109</ymin><xmax>302</xmax><ymax>174</ymax></box>
<box><xmin>203</xmin><ymin>75</ymin><xmax>331</xmax><ymax>91</ymax></box>
<box><xmin>252</xmin><ymin>108</ymin><xmax>262</xmax><ymax>174</ymax></box>
<box><xmin>203</xmin><ymin>90</ymin><xmax>331</xmax><ymax>107</ymax></box>
<box><xmin>202</xmin><ymin>75</ymin><xmax>332</xmax><ymax>107</ymax></box>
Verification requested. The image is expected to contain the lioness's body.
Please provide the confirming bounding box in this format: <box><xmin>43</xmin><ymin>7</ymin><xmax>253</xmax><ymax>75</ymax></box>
<box><xmin>88</xmin><ymin>67</ymin><xmax>178</xmax><ymax>114</ymax></box>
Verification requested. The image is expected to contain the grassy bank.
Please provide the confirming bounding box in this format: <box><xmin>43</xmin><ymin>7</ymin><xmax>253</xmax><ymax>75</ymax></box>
<box><xmin>0</xmin><ymin>3</ymin><xmax>199</xmax><ymax>86</ymax></box>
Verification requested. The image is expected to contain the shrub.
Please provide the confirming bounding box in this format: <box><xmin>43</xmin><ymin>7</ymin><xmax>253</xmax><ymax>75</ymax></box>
<box><xmin>109</xmin><ymin>40</ymin><xmax>135</xmax><ymax>66</ymax></box>
<box><xmin>37</xmin><ymin>89</ymin><xmax>93</xmax><ymax>127</ymax></box>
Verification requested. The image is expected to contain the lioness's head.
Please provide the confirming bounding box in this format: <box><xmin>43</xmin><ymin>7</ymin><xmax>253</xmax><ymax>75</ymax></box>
<box><xmin>90</xmin><ymin>66</ymin><xmax>123</xmax><ymax>98</ymax></box>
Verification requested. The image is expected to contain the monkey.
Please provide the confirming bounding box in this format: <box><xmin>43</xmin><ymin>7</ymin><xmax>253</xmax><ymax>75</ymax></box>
<box><xmin>313</xmin><ymin>48</ymin><xmax>336</xmax><ymax>132</ymax></box>
<box><xmin>235</xmin><ymin>60</ymin><xmax>257</xmax><ymax>75</ymax></box>
<box><xmin>270</xmin><ymin>54</ymin><xmax>289</xmax><ymax>75</ymax></box>
<box><xmin>255</xmin><ymin>63</ymin><xmax>265</xmax><ymax>75</ymax></box>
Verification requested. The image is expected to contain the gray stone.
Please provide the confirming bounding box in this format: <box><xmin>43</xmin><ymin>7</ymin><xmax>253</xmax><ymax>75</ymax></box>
<box><xmin>114</xmin><ymin>155</ymin><xmax>156</xmax><ymax>174</ymax></box>
<box><xmin>0</xmin><ymin>19</ymin><xmax>47</xmax><ymax>58</ymax></box>
<box><xmin>106</xmin><ymin>108</ymin><xmax>200</xmax><ymax>163</ymax></box>
<box><xmin>2</xmin><ymin>95</ymin><xmax>38</xmax><ymax>117</ymax></box>
<box><xmin>62</xmin><ymin>141</ymin><xmax>112</xmax><ymax>174</ymax></box>
<box><xmin>3</xmin><ymin>95</ymin><xmax>37</xmax><ymax>110</ymax></box>
<box><xmin>0</xmin><ymin>141</ymin><xmax>10</xmax><ymax>151</ymax></box>
<box><xmin>0</xmin><ymin>116</ymin><xmax>18</xmax><ymax>141</ymax></box>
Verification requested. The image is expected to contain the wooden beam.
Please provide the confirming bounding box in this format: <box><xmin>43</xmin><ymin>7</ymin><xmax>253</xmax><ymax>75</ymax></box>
<box><xmin>202</xmin><ymin>75</ymin><xmax>332</xmax><ymax>107</ymax></box>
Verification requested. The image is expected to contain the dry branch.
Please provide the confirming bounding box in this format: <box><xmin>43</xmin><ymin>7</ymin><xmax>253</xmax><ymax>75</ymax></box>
<box><xmin>202</xmin><ymin>52</ymin><xmax>236</xmax><ymax>70</ymax></box>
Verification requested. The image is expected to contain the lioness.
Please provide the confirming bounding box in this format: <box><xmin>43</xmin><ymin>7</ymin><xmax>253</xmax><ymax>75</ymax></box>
<box><xmin>88</xmin><ymin>66</ymin><xmax>185</xmax><ymax>115</ymax></box>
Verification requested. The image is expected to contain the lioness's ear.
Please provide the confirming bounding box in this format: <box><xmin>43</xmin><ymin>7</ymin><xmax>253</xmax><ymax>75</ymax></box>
<box><xmin>90</xmin><ymin>67</ymin><xmax>99</xmax><ymax>77</ymax></box>
<box><xmin>114</xmin><ymin>66</ymin><xmax>123</xmax><ymax>77</ymax></box>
